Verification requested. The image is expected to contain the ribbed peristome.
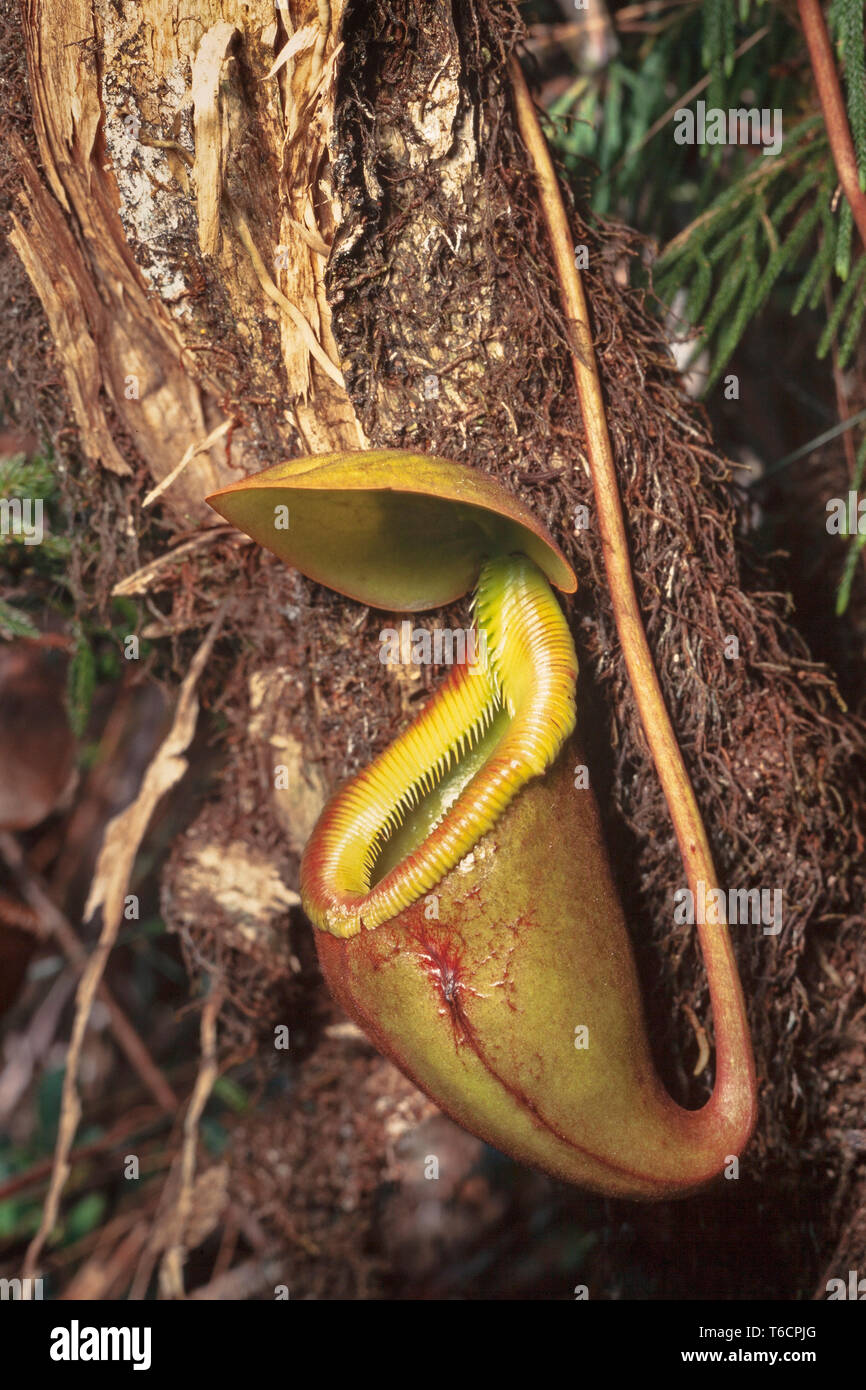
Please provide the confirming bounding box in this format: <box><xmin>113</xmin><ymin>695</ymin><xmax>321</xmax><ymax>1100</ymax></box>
<box><xmin>301</xmin><ymin>555</ymin><xmax>578</xmax><ymax>937</ymax></box>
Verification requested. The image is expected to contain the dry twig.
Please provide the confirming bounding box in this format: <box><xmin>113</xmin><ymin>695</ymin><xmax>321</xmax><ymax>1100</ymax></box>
<box><xmin>159</xmin><ymin>987</ymin><xmax>223</xmax><ymax>1299</ymax></box>
<box><xmin>21</xmin><ymin>614</ymin><xmax>224</xmax><ymax>1282</ymax></box>
<box><xmin>0</xmin><ymin>833</ymin><xmax>177</xmax><ymax>1113</ymax></box>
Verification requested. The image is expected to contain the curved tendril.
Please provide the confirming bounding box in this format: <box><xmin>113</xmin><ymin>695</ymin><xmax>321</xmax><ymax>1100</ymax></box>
<box><xmin>301</xmin><ymin>554</ymin><xmax>579</xmax><ymax>937</ymax></box>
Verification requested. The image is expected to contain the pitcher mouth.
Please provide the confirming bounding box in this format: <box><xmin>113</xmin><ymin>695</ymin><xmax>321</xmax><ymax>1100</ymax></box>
<box><xmin>300</xmin><ymin>554</ymin><xmax>578</xmax><ymax>938</ymax></box>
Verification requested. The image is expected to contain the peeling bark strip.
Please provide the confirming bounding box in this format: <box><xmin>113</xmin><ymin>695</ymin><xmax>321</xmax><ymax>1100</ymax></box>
<box><xmin>191</xmin><ymin>21</ymin><xmax>241</xmax><ymax>259</ymax></box>
<box><xmin>13</xmin><ymin>0</ymin><xmax>364</xmax><ymax>514</ymax></box>
<box><xmin>9</xmin><ymin>151</ymin><xmax>132</xmax><ymax>476</ymax></box>
<box><xmin>14</xmin><ymin>1</ymin><xmax>225</xmax><ymax>511</ymax></box>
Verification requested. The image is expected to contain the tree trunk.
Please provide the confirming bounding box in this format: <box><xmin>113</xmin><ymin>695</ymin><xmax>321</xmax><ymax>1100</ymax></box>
<box><xmin>9</xmin><ymin>0</ymin><xmax>866</xmax><ymax>1299</ymax></box>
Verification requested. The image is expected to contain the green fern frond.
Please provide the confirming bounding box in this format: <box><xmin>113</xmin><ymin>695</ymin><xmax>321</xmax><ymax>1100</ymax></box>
<box><xmin>757</xmin><ymin>200</ymin><xmax>825</xmax><ymax>298</ymax></box>
<box><xmin>0</xmin><ymin>599</ymin><xmax>40</xmax><ymax>640</ymax></box>
<box><xmin>792</xmin><ymin>202</ymin><xmax>837</xmax><ymax>313</ymax></box>
<box><xmin>703</xmin><ymin>201</ymin><xmax>824</xmax><ymax>386</ymax></box>
<box><xmin>836</xmin><ymin>529</ymin><xmax>866</xmax><ymax>616</ymax></box>
<box><xmin>686</xmin><ymin>254</ymin><xmax>714</xmax><ymax>322</ymax></box>
<box><xmin>831</xmin><ymin>0</ymin><xmax>866</xmax><ymax>186</ymax></box>
<box><xmin>706</xmin><ymin>262</ymin><xmax>759</xmax><ymax>388</ymax></box>
<box><xmin>655</xmin><ymin>112</ymin><xmax>843</xmax><ymax>392</ymax></box>
<box><xmin>66</xmin><ymin>626</ymin><xmax>96</xmax><ymax>739</ymax></box>
<box><xmin>551</xmin><ymin>0</ymin><xmax>863</xmax><ymax>409</ymax></box>
<box><xmin>656</xmin><ymin>119</ymin><xmax>825</xmax><ymax>277</ymax></box>
<box><xmin>835</xmin><ymin>199</ymin><xmax>854</xmax><ymax>280</ymax></box>
<box><xmin>685</xmin><ymin>254</ymin><xmax>748</xmax><ymax>368</ymax></box>
<box><xmin>838</xmin><ymin>275</ymin><xmax>866</xmax><ymax>368</ymax></box>
<box><xmin>818</xmin><ymin>254</ymin><xmax>866</xmax><ymax>356</ymax></box>
<box><xmin>703</xmin><ymin>0</ymin><xmax>737</xmax><ymax>108</ymax></box>
<box><xmin>768</xmin><ymin>166</ymin><xmax>825</xmax><ymax>228</ymax></box>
